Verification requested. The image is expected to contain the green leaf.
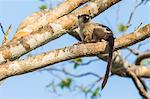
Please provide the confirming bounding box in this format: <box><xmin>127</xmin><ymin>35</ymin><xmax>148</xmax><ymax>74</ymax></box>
<box><xmin>72</xmin><ymin>58</ymin><xmax>82</xmax><ymax>63</ymax></box>
<box><xmin>39</xmin><ymin>5</ymin><xmax>47</xmax><ymax>10</ymax></box>
<box><xmin>74</xmin><ymin>63</ymin><xmax>79</xmax><ymax>69</ymax></box>
<box><xmin>60</xmin><ymin>78</ymin><xmax>72</xmax><ymax>89</ymax></box>
<box><xmin>72</xmin><ymin>58</ymin><xmax>82</xmax><ymax>69</ymax></box>
<box><xmin>92</xmin><ymin>88</ymin><xmax>100</xmax><ymax>98</ymax></box>
<box><xmin>117</xmin><ymin>24</ymin><xmax>128</xmax><ymax>32</ymax></box>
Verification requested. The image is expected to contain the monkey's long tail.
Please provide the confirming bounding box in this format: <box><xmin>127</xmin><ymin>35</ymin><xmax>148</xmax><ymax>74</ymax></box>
<box><xmin>101</xmin><ymin>36</ymin><xmax>114</xmax><ymax>90</ymax></box>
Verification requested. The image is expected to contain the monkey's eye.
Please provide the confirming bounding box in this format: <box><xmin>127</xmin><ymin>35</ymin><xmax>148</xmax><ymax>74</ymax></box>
<box><xmin>87</xmin><ymin>16</ymin><xmax>90</xmax><ymax>20</ymax></box>
<box><xmin>86</xmin><ymin>16</ymin><xmax>89</xmax><ymax>19</ymax></box>
<box><xmin>84</xmin><ymin>16</ymin><xmax>89</xmax><ymax>21</ymax></box>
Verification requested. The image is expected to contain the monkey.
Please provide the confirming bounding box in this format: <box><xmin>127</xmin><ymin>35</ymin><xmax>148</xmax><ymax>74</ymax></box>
<box><xmin>77</xmin><ymin>14</ymin><xmax>115</xmax><ymax>89</ymax></box>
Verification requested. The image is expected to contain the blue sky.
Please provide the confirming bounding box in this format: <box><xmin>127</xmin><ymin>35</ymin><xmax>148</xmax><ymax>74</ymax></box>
<box><xmin>0</xmin><ymin>0</ymin><xmax>150</xmax><ymax>99</ymax></box>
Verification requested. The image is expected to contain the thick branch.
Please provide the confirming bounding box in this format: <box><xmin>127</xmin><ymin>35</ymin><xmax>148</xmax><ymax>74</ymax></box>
<box><xmin>0</xmin><ymin>0</ymin><xmax>121</xmax><ymax>64</ymax></box>
<box><xmin>70</xmin><ymin>24</ymin><xmax>150</xmax><ymax>79</ymax></box>
<box><xmin>114</xmin><ymin>64</ymin><xmax>150</xmax><ymax>78</ymax></box>
<box><xmin>0</xmin><ymin>24</ymin><xmax>149</xmax><ymax>81</ymax></box>
<box><xmin>14</xmin><ymin>0</ymin><xmax>90</xmax><ymax>39</ymax></box>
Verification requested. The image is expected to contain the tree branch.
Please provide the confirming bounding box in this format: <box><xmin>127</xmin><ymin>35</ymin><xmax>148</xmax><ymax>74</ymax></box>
<box><xmin>44</xmin><ymin>68</ymin><xmax>99</xmax><ymax>78</ymax></box>
<box><xmin>70</xmin><ymin>59</ymin><xmax>99</xmax><ymax>66</ymax></box>
<box><xmin>0</xmin><ymin>24</ymin><xmax>149</xmax><ymax>81</ymax></box>
<box><xmin>14</xmin><ymin>0</ymin><xmax>90</xmax><ymax>40</ymax></box>
<box><xmin>0</xmin><ymin>22</ymin><xmax>5</xmax><ymax>35</ymax></box>
<box><xmin>0</xmin><ymin>0</ymin><xmax>121</xmax><ymax>64</ymax></box>
<box><xmin>126</xmin><ymin>47</ymin><xmax>139</xmax><ymax>56</ymax></box>
<box><xmin>126</xmin><ymin>69</ymin><xmax>150</xmax><ymax>99</ymax></box>
<box><xmin>135</xmin><ymin>52</ymin><xmax>150</xmax><ymax>65</ymax></box>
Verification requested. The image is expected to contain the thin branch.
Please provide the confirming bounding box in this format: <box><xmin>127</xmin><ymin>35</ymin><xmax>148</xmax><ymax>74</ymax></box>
<box><xmin>137</xmin><ymin>40</ymin><xmax>149</xmax><ymax>50</ymax></box>
<box><xmin>44</xmin><ymin>68</ymin><xmax>99</xmax><ymax>78</ymax></box>
<box><xmin>127</xmin><ymin>0</ymin><xmax>137</xmax><ymax>26</ymax></box>
<box><xmin>88</xmin><ymin>74</ymin><xmax>113</xmax><ymax>90</ymax></box>
<box><xmin>49</xmin><ymin>71</ymin><xmax>63</xmax><ymax>80</ymax></box>
<box><xmin>136</xmin><ymin>0</ymin><xmax>149</xmax><ymax>8</ymax></box>
<box><xmin>2</xmin><ymin>24</ymin><xmax>12</xmax><ymax>44</ymax></box>
<box><xmin>70</xmin><ymin>59</ymin><xmax>99</xmax><ymax>66</ymax></box>
<box><xmin>125</xmin><ymin>47</ymin><xmax>140</xmax><ymax>60</ymax></box>
<box><xmin>126</xmin><ymin>68</ymin><xmax>150</xmax><ymax>98</ymax></box>
<box><xmin>135</xmin><ymin>22</ymin><xmax>143</xmax><ymax>31</ymax></box>
<box><xmin>126</xmin><ymin>47</ymin><xmax>140</xmax><ymax>55</ymax></box>
<box><xmin>0</xmin><ymin>22</ymin><xmax>5</xmax><ymax>35</ymax></box>
<box><xmin>135</xmin><ymin>52</ymin><xmax>150</xmax><ymax>65</ymax></box>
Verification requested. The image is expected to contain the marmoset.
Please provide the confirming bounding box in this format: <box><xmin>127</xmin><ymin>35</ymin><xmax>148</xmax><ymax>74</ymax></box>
<box><xmin>77</xmin><ymin>14</ymin><xmax>115</xmax><ymax>89</ymax></box>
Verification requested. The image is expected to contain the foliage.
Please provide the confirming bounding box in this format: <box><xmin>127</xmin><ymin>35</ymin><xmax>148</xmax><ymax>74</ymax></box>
<box><xmin>39</xmin><ymin>5</ymin><xmax>47</xmax><ymax>10</ymax></box>
<box><xmin>71</xmin><ymin>58</ymin><xmax>83</xmax><ymax>69</ymax></box>
<box><xmin>59</xmin><ymin>78</ymin><xmax>72</xmax><ymax>89</ymax></box>
<box><xmin>91</xmin><ymin>88</ymin><xmax>101</xmax><ymax>99</ymax></box>
<box><xmin>117</xmin><ymin>24</ymin><xmax>128</xmax><ymax>32</ymax></box>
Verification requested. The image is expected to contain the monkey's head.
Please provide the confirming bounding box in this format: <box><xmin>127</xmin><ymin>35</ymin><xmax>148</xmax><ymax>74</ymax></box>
<box><xmin>78</xmin><ymin>14</ymin><xmax>92</xmax><ymax>24</ymax></box>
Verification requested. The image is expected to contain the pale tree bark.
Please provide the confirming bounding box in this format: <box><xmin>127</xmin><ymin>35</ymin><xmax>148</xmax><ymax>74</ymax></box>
<box><xmin>0</xmin><ymin>24</ymin><xmax>150</xmax><ymax>80</ymax></box>
<box><xmin>0</xmin><ymin>0</ymin><xmax>150</xmax><ymax>98</ymax></box>
<box><xmin>14</xmin><ymin>0</ymin><xmax>91</xmax><ymax>39</ymax></box>
<box><xmin>0</xmin><ymin>0</ymin><xmax>120</xmax><ymax>64</ymax></box>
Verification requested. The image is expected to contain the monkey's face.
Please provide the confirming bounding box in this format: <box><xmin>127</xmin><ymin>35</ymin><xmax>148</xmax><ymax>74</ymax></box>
<box><xmin>78</xmin><ymin>14</ymin><xmax>91</xmax><ymax>24</ymax></box>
